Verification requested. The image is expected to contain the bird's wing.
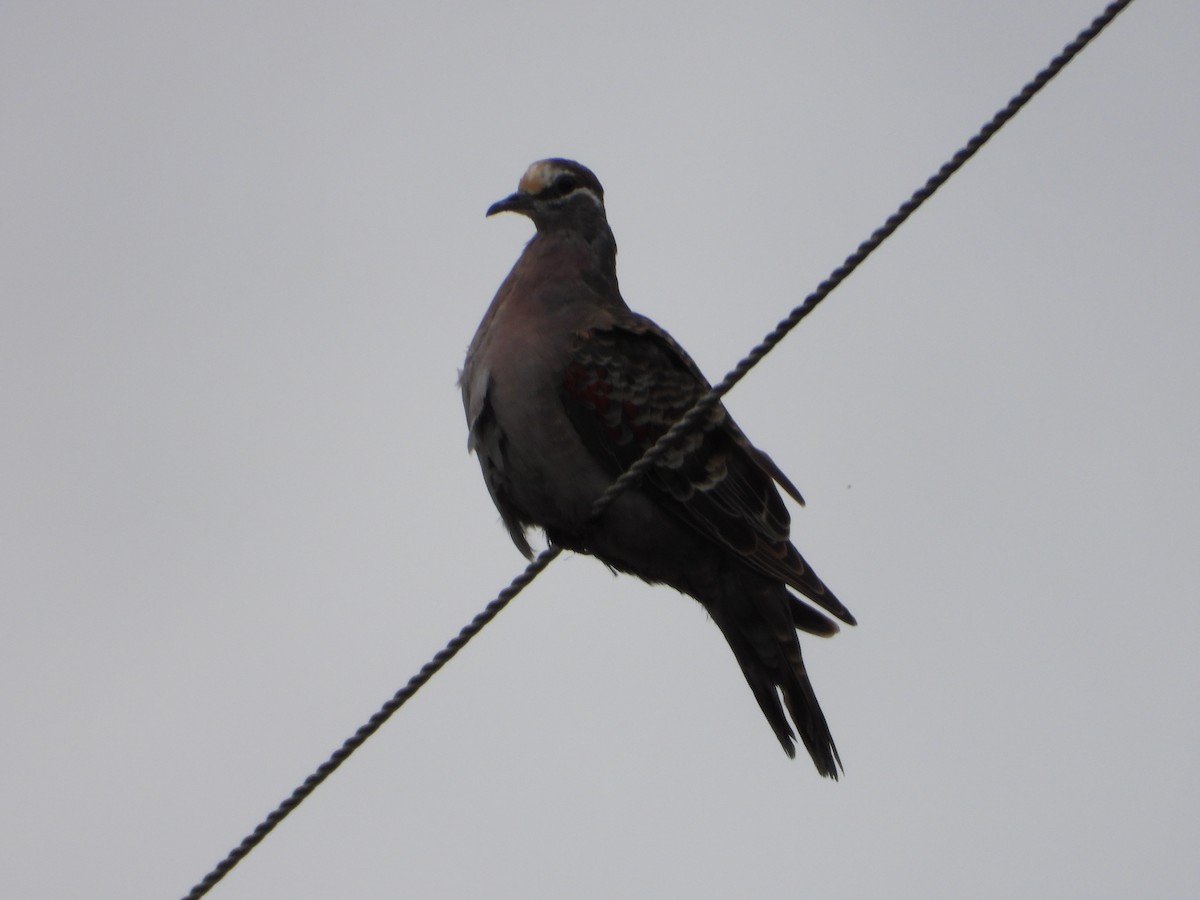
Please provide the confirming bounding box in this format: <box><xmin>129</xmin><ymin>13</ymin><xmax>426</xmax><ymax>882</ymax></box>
<box><xmin>462</xmin><ymin>366</ymin><xmax>535</xmax><ymax>559</ymax></box>
<box><xmin>560</xmin><ymin>315</ymin><xmax>853</xmax><ymax>624</ymax></box>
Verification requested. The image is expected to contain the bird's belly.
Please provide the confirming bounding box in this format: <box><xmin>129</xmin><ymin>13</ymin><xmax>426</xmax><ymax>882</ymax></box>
<box><xmin>493</xmin><ymin>386</ymin><xmax>610</xmax><ymax>530</ymax></box>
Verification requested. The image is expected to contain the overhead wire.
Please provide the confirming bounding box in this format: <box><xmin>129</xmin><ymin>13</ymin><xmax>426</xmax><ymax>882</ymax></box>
<box><xmin>182</xmin><ymin>2</ymin><xmax>1135</xmax><ymax>896</ymax></box>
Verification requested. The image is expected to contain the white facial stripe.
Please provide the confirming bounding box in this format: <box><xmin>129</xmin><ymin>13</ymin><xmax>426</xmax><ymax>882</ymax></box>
<box><xmin>515</xmin><ymin>160</ymin><xmax>603</xmax><ymax>209</ymax></box>
<box><xmin>573</xmin><ymin>187</ymin><xmax>604</xmax><ymax>209</ymax></box>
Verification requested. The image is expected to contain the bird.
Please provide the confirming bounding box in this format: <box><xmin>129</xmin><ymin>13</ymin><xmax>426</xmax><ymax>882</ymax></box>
<box><xmin>461</xmin><ymin>158</ymin><xmax>855</xmax><ymax>777</ymax></box>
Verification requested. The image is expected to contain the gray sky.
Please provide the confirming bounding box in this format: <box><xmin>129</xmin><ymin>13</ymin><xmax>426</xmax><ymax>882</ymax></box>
<box><xmin>4</xmin><ymin>2</ymin><xmax>1198</xmax><ymax>898</ymax></box>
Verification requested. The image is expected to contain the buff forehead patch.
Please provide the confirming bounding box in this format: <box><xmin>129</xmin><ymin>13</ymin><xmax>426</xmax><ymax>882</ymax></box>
<box><xmin>517</xmin><ymin>159</ymin><xmax>569</xmax><ymax>195</ymax></box>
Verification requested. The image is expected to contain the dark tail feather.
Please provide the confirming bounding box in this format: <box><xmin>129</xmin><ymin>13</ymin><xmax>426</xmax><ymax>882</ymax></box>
<box><xmin>709</xmin><ymin>584</ymin><xmax>843</xmax><ymax>778</ymax></box>
<box><xmin>789</xmin><ymin>591</ymin><xmax>841</xmax><ymax>637</ymax></box>
<box><xmin>778</xmin><ymin>642</ymin><xmax>842</xmax><ymax>778</ymax></box>
<box><xmin>785</xmin><ymin>545</ymin><xmax>857</xmax><ymax>627</ymax></box>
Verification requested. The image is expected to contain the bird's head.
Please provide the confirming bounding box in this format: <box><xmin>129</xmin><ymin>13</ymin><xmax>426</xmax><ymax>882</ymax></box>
<box><xmin>487</xmin><ymin>159</ymin><xmax>608</xmax><ymax>234</ymax></box>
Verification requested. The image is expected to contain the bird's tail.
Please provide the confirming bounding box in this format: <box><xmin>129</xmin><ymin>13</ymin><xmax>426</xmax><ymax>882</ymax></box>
<box><xmin>708</xmin><ymin>581</ymin><xmax>842</xmax><ymax>778</ymax></box>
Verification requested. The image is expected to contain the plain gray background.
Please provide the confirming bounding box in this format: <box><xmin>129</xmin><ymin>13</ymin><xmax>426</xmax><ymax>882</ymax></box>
<box><xmin>4</xmin><ymin>2</ymin><xmax>1198</xmax><ymax>897</ymax></box>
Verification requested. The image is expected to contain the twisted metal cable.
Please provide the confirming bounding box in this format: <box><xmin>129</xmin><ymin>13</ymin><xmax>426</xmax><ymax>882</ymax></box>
<box><xmin>183</xmin><ymin>2</ymin><xmax>1133</xmax><ymax>895</ymax></box>
<box><xmin>181</xmin><ymin>547</ymin><xmax>560</xmax><ymax>900</ymax></box>
<box><xmin>588</xmin><ymin>0</ymin><xmax>1134</xmax><ymax>520</ymax></box>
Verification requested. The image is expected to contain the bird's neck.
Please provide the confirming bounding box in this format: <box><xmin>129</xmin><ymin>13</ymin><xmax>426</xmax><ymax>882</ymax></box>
<box><xmin>527</xmin><ymin>225</ymin><xmax>621</xmax><ymax>302</ymax></box>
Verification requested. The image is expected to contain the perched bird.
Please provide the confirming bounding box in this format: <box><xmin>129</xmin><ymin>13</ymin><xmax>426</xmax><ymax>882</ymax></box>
<box><xmin>461</xmin><ymin>159</ymin><xmax>855</xmax><ymax>776</ymax></box>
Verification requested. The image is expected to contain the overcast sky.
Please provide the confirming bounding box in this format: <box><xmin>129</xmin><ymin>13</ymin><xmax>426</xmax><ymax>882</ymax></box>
<box><xmin>4</xmin><ymin>2</ymin><xmax>1198</xmax><ymax>898</ymax></box>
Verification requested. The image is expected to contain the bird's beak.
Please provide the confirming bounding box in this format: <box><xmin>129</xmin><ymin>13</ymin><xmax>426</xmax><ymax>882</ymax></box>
<box><xmin>486</xmin><ymin>191</ymin><xmax>532</xmax><ymax>217</ymax></box>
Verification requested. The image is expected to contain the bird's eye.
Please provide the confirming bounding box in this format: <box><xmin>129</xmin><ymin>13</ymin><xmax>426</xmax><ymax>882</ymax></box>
<box><xmin>553</xmin><ymin>174</ymin><xmax>579</xmax><ymax>196</ymax></box>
